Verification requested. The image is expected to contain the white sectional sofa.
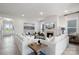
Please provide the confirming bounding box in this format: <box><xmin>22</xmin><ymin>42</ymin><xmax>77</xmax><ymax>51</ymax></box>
<box><xmin>15</xmin><ymin>33</ymin><xmax>34</xmax><ymax>55</ymax></box>
<box><xmin>41</xmin><ymin>34</ymin><xmax>69</xmax><ymax>55</ymax></box>
<box><xmin>15</xmin><ymin>33</ymin><xmax>69</xmax><ymax>55</ymax></box>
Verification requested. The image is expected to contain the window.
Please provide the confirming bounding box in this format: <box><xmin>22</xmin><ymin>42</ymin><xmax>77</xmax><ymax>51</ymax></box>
<box><xmin>4</xmin><ymin>23</ymin><xmax>13</xmax><ymax>29</ymax></box>
<box><xmin>67</xmin><ymin>20</ymin><xmax>77</xmax><ymax>35</ymax></box>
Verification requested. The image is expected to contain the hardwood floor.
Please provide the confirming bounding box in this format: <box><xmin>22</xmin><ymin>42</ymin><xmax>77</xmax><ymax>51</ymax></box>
<box><xmin>0</xmin><ymin>35</ymin><xmax>21</xmax><ymax>55</ymax></box>
<box><xmin>63</xmin><ymin>43</ymin><xmax>79</xmax><ymax>55</ymax></box>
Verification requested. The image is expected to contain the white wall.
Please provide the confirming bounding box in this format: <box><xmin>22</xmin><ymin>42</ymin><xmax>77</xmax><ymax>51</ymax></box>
<box><xmin>13</xmin><ymin>18</ymin><xmax>40</xmax><ymax>34</ymax></box>
<box><xmin>23</xmin><ymin>20</ymin><xmax>40</xmax><ymax>32</ymax></box>
<box><xmin>39</xmin><ymin>15</ymin><xmax>68</xmax><ymax>35</ymax></box>
<box><xmin>58</xmin><ymin>16</ymin><xmax>67</xmax><ymax>27</ymax></box>
<box><xmin>39</xmin><ymin>15</ymin><xmax>58</xmax><ymax>30</ymax></box>
<box><xmin>13</xmin><ymin>13</ymin><xmax>79</xmax><ymax>35</ymax></box>
<box><xmin>13</xmin><ymin>15</ymin><xmax>58</xmax><ymax>34</ymax></box>
<box><xmin>13</xmin><ymin>18</ymin><xmax>24</xmax><ymax>34</ymax></box>
<box><xmin>13</xmin><ymin>15</ymin><xmax>66</xmax><ymax>35</ymax></box>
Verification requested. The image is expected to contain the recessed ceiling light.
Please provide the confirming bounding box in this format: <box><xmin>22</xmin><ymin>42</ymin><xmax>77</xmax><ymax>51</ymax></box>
<box><xmin>22</xmin><ymin>14</ymin><xmax>25</xmax><ymax>16</ymax></box>
<box><xmin>64</xmin><ymin>10</ymin><xmax>71</xmax><ymax>13</ymax></box>
<box><xmin>64</xmin><ymin>10</ymin><xmax>69</xmax><ymax>13</ymax></box>
<box><xmin>40</xmin><ymin>12</ymin><xmax>43</xmax><ymax>16</ymax></box>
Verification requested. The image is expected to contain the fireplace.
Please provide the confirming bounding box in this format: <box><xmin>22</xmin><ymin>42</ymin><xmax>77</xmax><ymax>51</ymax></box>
<box><xmin>47</xmin><ymin>32</ymin><xmax>53</xmax><ymax>38</ymax></box>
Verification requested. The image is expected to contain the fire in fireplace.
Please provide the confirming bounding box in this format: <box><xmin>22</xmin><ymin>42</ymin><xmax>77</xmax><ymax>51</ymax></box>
<box><xmin>47</xmin><ymin>32</ymin><xmax>53</xmax><ymax>38</ymax></box>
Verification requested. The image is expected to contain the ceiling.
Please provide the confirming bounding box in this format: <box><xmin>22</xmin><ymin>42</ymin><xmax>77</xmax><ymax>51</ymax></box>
<box><xmin>0</xmin><ymin>3</ymin><xmax>79</xmax><ymax>19</ymax></box>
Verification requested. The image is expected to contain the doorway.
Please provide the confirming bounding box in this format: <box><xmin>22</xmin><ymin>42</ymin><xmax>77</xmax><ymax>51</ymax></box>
<box><xmin>2</xmin><ymin>20</ymin><xmax>14</xmax><ymax>36</ymax></box>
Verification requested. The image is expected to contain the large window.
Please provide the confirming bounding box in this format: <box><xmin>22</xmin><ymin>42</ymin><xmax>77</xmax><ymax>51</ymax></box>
<box><xmin>67</xmin><ymin>20</ymin><xmax>77</xmax><ymax>35</ymax></box>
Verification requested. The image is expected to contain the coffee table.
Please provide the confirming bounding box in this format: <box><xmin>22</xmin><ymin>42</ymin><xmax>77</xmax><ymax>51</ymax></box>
<box><xmin>28</xmin><ymin>42</ymin><xmax>48</xmax><ymax>55</ymax></box>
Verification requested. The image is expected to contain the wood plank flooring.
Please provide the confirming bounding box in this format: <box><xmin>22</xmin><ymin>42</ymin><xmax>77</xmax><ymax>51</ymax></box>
<box><xmin>63</xmin><ymin>43</ymin><xmax>79</xmax><ymax>55</ymax></box>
